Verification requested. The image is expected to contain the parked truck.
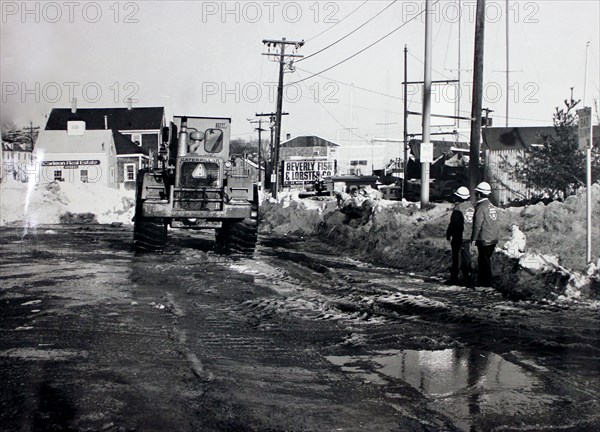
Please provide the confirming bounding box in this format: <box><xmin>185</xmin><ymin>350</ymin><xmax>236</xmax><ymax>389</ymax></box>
<box><xmin>133</xmin><ymin>116</ymin><xmax>259</xmax><ymax>254</ymax></box>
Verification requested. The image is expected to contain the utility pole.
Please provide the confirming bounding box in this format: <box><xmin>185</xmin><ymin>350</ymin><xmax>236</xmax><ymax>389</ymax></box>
<box><xmin>248</xmin><ymin>118</ymin><xmax>267</xmax><ymax>185</ymax></box>
<box><xmin>457</xmin><ymin>0</ymin><xmax>462</xmax><ymax>131</ymax></box>
<box><xmin>403</xmin><ymin>44</ymin><xmax>459</xmax><ymax>201</ymax></box>
<box><xmin>403</xmin><ymin>45</ymin><xmax>408</xmax><ymax>199</ymax></box>
<box><xmin>421</xmin><ymin>0</ymin><xmax>433</xmax><ymax>207</ymax></box>
<box><xmin>469</xmin><ymin>0</ymin><xmax>486</xmax><ymax>199</ymax></box>
<box><xmin>581</xmin><ymin>41</ymin><xmax>593</xmax><ymax>264</ymax></box>
<box><xmin>493</xmin><ymin>0</ymin><xmax>522</xmax><ymax>127</ymax></box>
<box><xmin>262</xmin><ymin>38</ymin><xmax>304</xmax><ymax>199</ymax></box>
<box><xmin>23</xmin><ymin>121</ymin><xmax>40</xmax><ymax>151</ymax></box>
<box><xmin>256</xmin><ymin>112</ymin><xmax>288</xmax><ymax>190</ymax></box>
<box><xmin>255</xmin><ymin>119</ymin><xmax>264</xmax><ymax>184</ymax></box>
<box><xmin>505</xmin><ymin>0</ymin><xmax>509</xmax><ymax>127</ymax></box>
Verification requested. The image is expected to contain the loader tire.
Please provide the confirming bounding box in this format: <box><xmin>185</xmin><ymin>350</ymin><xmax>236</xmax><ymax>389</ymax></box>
<box><xmin>215</xmin><ymin>218</ymin><xmax>258</xmax><ymax>255</ymax></box>
<box><xmin>134</xmin><ymin>217</ymin><xmax>167</xmax><ymax>253</ymax></box>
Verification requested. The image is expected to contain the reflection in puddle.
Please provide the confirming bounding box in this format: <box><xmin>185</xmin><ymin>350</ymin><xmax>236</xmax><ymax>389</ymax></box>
<box><xmin>327</xmin><ymin>349</ymin><xmax>552</xmax><ymax>430</ymax></box>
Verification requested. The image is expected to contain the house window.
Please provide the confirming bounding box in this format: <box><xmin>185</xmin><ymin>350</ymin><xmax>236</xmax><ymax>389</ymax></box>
<box><xmin>80</xmin><ymin>169</ymin><xmax>88</xmax><ymax>183</ymax></box>
<box><xmin>124</xmin><ymin>163</ymin><xmax>136</xmax><ymax>182</ymax></box>
<box><xmin>110</xmin><ymin>167</ymin><xmax>115</xmax><ymax>182</ymax></box>
<box><xmin>54</xmin><ymin>170</ymin><xmax>63</xmax><ymax>182</ymax></box>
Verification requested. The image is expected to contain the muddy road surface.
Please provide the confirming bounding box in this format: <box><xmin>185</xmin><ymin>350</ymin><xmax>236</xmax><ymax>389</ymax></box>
<box><xmin>1</xmin><ymin>226</ymin><xmax>599</xmax><ymax>431</ymax></box>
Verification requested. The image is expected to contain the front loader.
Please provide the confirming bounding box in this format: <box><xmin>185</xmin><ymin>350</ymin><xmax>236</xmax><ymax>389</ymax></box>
<box><xmin>133</xmin><ymin>116</ymin><xmax>259</xmax><ymax>254</ymax></box>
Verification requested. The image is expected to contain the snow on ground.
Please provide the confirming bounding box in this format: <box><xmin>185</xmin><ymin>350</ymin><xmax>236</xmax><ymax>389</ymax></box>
<box><xmin>1</xmin><ymin>179</ymin><xmax>135</xmax><ymax>227</ymax></box>
<box><xmin>260</xmin><ymin>185</ymin><xmax>600</xmax><ymax>303</ymax></box>
<box><xmin>2</xmin><ymin>177</ymin><xmax>599</xmax><ymax>302</ymax></box>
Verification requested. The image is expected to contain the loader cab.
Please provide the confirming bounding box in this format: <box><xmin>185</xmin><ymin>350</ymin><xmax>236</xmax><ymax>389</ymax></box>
<box><xmin>170</xmin><ymin>115</ymin><xmax>231</xmax><ymax>158</ymax></box>
<box><xmin>163</xmin><ymin>116</ymin><xmax>232</xmax><ymax>193</ymax></box>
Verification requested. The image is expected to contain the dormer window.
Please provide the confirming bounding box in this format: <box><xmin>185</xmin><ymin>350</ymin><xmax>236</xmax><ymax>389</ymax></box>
<box><xmin>131</xmin><ymin>133</ymin><xmax>141</xmax><ymax>146</ymax></box>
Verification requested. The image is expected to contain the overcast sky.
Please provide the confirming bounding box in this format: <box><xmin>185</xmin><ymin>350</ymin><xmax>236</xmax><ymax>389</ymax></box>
<box><xmin>2</xmin><ymin>0</ymin><xmax>599</xmax><ymax>161</ymax></box>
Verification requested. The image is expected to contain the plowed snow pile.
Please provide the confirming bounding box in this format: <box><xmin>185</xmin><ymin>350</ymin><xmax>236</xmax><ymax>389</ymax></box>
<box><xmin>260</xmin><ymin>185</ymin><xmax>600</xmax><ymax>303</ymax></box>
<box><xmin>2</xmin><ymin>179</ymin><xmax>599</xmax><ymax>302</ymax></box>
<box><xmin>1</xmin><ymin>180</ymin><xmax>135</xmax><ymax>226</ymax></box>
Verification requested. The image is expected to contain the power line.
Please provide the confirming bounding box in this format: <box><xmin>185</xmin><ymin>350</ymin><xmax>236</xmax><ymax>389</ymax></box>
<box><xmin>305</xmin><ymin>0</ymin><xmax>369</xmax><ymax>43</ymax></box>
<box><xmin>294</xmin><ymin>69</ymin><xmax>368</xmax><ymax>144</ymax></box>
<box><xmin>294</xmin><ymin>66</ymin><xmax>412</xmax><ymax>102</ymax></box>
<box><xmin>298</xmin><ymin>0</ymin><xmax>398</xmax><ymax>63</ymax></box>
<box><xmin>287</xmin><ymin>2</ymin><xmax>435</xmax><ymax>87</ymax></box>
<box><xmin>407</xmin><ymin>51</ymin><xmax>455</xmax><ymax>80</ymax></box>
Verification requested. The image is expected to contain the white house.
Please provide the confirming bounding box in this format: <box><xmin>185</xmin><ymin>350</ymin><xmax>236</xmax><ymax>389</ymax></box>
<box><xmin>33</xmin><ymin>129</ymin><xmax>119</xmax><ymax>188</ymax></box>
<box><xmin>2</xmin><ymin>142</ymin><xmax>34</xmax><ymax>182</ymax></box>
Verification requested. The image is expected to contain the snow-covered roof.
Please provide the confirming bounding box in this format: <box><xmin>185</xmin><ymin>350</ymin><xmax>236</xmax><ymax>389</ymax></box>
<box><xmin>34</xmin><ymin>129</ymin><xmax>114</xmax><ymax>154</ymax></box>
<box><xmin>280</xmin><ymin>135</ymin><xmax>339</xmax><ymax>148</ymax></box>
<box><xmin>233</xmin><ymin>156</ymin><xmax>265</xmax><ymax>170</ymax></box>
<box><xmin>34</xmin><ymin>129</ymin><xmax>147</xmax><ymax>157</ymax></box>
<box><xmin>2</xmin><ymin>142</ymin><xmax>32</xmax><ymax>152</ymax></box>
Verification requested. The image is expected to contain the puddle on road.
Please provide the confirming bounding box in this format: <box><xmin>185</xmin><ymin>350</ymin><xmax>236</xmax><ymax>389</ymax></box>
<box><xmin>327</xmin><ymin>348</ymin><xmax>557</xmax><ymax>430</ymax></box>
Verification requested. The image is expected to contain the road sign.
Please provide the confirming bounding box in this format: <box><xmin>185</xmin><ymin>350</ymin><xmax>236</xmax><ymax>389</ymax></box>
<box><xmin>577</xmin><ymin>107</ymin><xmax>592</xmax><ymax>150</ymax></box>
<box><xmin>420</xmin><ymin>142</ymin><xmax>434</xmax><ymax>163</ymax></box>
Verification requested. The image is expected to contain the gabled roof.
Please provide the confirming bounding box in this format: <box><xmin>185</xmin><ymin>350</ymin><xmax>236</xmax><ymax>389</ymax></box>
<box><xmin>45</xmin><ymin>107</ymin><xmax>165</xmax><ymax>131</ymax></box>
<box><xmin>113</xmin><ymin>130</ymin><xmax>149</xmax><ymax>156</ymax></box>
<box><xmin>280</xmin><ymin>135</ymin><xmax>339</xmax><ymax>148</ymax></box>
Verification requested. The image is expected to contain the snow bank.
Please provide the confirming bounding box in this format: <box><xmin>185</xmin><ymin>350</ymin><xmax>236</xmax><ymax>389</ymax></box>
<box><xmin>2</xmin><ymin>176</ymin><xmax>598</xmax><ymax>302</ymax></box>
<box><xmin>260</xmin><ymin>185</ymin><xmax>600</xmax><ymax>303</ymax></box>
<box><xmin>1</xmin><ymin>180</ymin><xmax>136</xmax><ymax>227</ymax></box>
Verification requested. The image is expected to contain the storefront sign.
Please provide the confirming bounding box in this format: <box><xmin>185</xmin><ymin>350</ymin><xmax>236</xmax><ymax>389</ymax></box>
<box><xmin>41</xmin><ymin>160</ymin><xmax>100</xmax><ymax>166</ymax></box>
<box><xmin>283</xmin><ymin>159</ymin><xmax>335</xmax><ymax>185</ymax></box>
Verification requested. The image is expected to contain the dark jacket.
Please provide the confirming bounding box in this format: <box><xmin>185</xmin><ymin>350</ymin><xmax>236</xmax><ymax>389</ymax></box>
<box><xmin>471</xmin><ymin>198</ymin><xmax>500</xmax><ymax>245</ymax></box>
<box><xmin>446</xmin><ymin>200</ymin><xmax>475</xmax><ymax>242</ymax></box>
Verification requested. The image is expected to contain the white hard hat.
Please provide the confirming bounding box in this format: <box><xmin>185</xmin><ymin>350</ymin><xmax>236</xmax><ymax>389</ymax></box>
<box><xmin>454</xmin><ymin>186</ymin><xmax>470</xmax><ymax>199</ymax></box>
<box><xmin>475</xmin><ymin>181</ymin><xmax>492</xmax><ymax>195</ymax></box>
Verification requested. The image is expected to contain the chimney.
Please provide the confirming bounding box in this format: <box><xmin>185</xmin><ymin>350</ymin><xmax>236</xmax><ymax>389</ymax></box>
<box><xmin>104</xmin><ymin>115</ymin><xmax>108</xmax><ymax>129</ymax></box>
<box><xmin>126</xmin><ymin>98</ymin><xmax>132</xmax><ymax>110</ymax></box>
<box><xmin>71</xmin><ymin>98</ymin><xmax>77</xmax><ymax>113</ymax></box>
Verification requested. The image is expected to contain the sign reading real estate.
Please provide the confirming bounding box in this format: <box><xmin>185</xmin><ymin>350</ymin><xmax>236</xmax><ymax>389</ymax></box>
<box><xmin>42</xmin><ymin>160</ymin><xmax>101</xmax><ymax>167</ymax></box>
<box><xmin>283</xmin><ymin>159</ymin><xmax>335</xmax><ymax>185</ymax></box>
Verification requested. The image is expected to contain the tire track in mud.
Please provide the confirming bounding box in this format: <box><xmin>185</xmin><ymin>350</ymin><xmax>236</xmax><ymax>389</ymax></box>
<box><xmin>220</xmin><ymin>239</ymin><xmax>600</xmax><ymax>430</ymax></box>
<box><xmin>228</xmin><ymin>239</ymin><xmax>600</xmax><ymax>368</ymax></box>
<box><xmin>162</xmin><ymin>257</ymin><xmax>459</xmax><ymax>431</ymax></box>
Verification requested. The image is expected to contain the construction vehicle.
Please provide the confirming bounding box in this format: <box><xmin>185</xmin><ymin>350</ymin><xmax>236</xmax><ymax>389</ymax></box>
<box><xmin>403</xmin><ymin>138</ymin><xmax>470</xmax><ymax>202</ymax></box>
<box><xmin>133</xmin><ymin>116</ymin><xmax>259</xmax><ymax>254</ymax></box>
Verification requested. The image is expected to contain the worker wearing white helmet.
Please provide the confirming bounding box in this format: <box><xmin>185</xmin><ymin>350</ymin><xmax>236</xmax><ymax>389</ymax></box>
<box><xmin>445</xmin><ymin>186</ymin><xmax>474</xmax><ymax>286</ymax></box>
<box><xmin>471</xmin><ymin>181</ymin><xmax>500</xmax><ymax>287</ymax></box>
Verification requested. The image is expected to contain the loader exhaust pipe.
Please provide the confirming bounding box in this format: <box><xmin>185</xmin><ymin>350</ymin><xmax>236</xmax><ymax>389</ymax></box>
<box><xmin>178</xmin><ymin>116</ymin><xmax>189</xmax><ymax>157</ymax></box>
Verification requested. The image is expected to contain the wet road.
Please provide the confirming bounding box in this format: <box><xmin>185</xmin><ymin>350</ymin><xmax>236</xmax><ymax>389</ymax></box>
<box><xmin>1</xmin><ymin>226</ymin><xmax>599</xmax><ymax>431</ymax></box>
